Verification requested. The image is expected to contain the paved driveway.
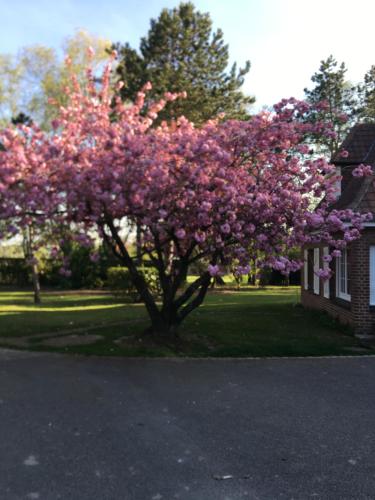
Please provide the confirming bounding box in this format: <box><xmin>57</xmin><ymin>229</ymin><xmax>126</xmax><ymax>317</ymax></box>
<box><xmin>1</xmin><ymin>350</ymin><xmax>375</xmax><ymax>500</ymax></box>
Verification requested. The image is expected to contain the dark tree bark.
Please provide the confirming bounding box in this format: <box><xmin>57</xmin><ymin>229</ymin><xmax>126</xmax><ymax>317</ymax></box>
<box><xmin>135</xmin><ymin>223</ymin><xmax>142</xmax><ymax>266</ymax></box>
<box><xmin>24</xmin><ymin>225</ymin><xmax>41</xmax><ymax>305</ymax></box>
<box><xmin>102</xmin><ymin>219</ymin><xmax>214</xmax><ymax>340</ymax></box>
<box><xmin>30</xmin><ymin>260</ymin><xmax>41</xmax><ymax>305</ymax></box>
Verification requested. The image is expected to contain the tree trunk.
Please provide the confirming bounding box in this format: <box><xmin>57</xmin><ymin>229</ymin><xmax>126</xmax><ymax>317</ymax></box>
<box><xmin>210</xmin><ymin>275</ymin><xmax>224</xmax><ymax>289</ymax></box>
<box><xmin>148</xmin><ymin>320</ymin><xmax>179</xmax><ymax>339</ymax></box>
<box><xmin>135</xmin><ymin>224</ymin><xmax>142</xmax><ymax>266</ymax></box>
<box><xmin>147</xmin><ymin>272</ymin><xmax>211</xmax><ymax>340</ymax></box>
<box><xmin>247</xmin><ymin>273</ymin><xmax>256</xmax><ymax>285</ymax></box>
<box><xmin>103</xmin><ymin>220</ymin><xmax>212</xmax><ymax>342</ymax></box>
<box><xmin>31</xmin><ymin>262</ymin><xmax>41</xmax><ymax>304</ymax></box>
<box><xmin>143</xmin><ymin>307</ymin><xmax>180</xmax><ymax>340</ymax></box>
<box><xmin>24</xmin><ymin>226</ymin><xmax>42</xmax><ymax>305</ymax></box>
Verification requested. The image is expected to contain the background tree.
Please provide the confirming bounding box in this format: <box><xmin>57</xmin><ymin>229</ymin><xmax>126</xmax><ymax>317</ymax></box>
<box><xmin>11</xmin><ymin>112</ymin><xmax>32</xmax><ymax>126</ymax></box>
<box><xmin>11</xmin><ymin>113</ymin><xmax>41</xmax><ymax>303</ymax></box>
<box><xmin>113</xmin><ymin>2</ymin><xmax>253</xmax><ymax>124</ymax></box>
<box><xmin>0</xmin><ymin>30</ymin><xmax>111</xmax><ymax>129</ymax></box>
<box><xmin>357</xmin><ymin>65</ymin><xmax>375</xmax><ymax>122</ymax></box>
<box><xmin>303</xmin><ymin>55</ymin><xmax>358</xmax><ymax>157</ymax></box>
<box><xmin>22</xmin><ymin>225</ymin><xmax>41</xmax><ymax>304</ymax></box>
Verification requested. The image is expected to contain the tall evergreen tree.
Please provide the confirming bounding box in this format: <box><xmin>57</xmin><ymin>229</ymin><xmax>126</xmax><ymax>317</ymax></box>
<box><xmin>113</xmin><ymin>2</ymin><xmax>253</xmax><ymax>124</ymax></box>
<box><xmin>357</xmin><ymin>65</ymin><xmax>375</xmax><ymax>122</ymax></box>
<box><xmin>304</xmin><ymin>55</ymin><xmax>357</xmax><ymax>157</ymax></box>
<box><xmin>11</xmin><ymin>112</ymin><xmax>32</xmax><ymax>126</ymax></box>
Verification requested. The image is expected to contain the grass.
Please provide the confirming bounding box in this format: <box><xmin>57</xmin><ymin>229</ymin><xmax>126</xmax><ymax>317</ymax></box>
<box><xmin>0</xmin><ymin>286</ymin><xmax>369</xmax><ymax>357</ymax></box>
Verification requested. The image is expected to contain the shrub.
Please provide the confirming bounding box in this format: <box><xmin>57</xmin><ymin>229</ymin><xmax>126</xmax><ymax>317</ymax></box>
<box><xmin>0</xmin><ymin>258</ymin><xmax>29</xmax><ymax>286</ymax></box>
<box><xmin>107</xmin><ymin>266</ymin><xmax>161</xmax><ymax>301</ymax></box>
<box><xmin>107</xmin><ymin>267</ymin><xmax>138</xmax><ymax>301</ymax></box>
<box><xmin>42</xmin><ymin>242</ymin><xmax>118</xmax><ymax>289</ymax></box>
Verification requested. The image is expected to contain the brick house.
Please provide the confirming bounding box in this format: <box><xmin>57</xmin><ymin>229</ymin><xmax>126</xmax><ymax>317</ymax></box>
<box><xmin>301</xmin><ymin>124</ymin><xmax>375</xmax><ymax>336</ymax></box>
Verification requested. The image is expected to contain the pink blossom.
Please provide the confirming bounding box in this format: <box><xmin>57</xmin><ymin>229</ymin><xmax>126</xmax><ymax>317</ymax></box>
<box><xmin>201</xmin><ymin>201</ymin><xmax>212</xmax><ymax>211</ymax></box>
<box><xmin>87</xmin><ymin>46</ymin><xmax>95</xmax><ymax>58</ymax></box>
<box><xmin>208</xmin><ymin>264</ymin><xmax>220</xmax><ymax>276</ymax></box>
<box><xmin>175</xmin><ymin>229</ymin><xmax>186</xmax><ymax>239</ymax></box>
<box><xmin>309</xmin><ymin>213</ymin><xmax>324</xmax><ymax>227</ymax></box>
<box><xmin>235</xmin><ymin>265</ymin><xmax>250</xmax><ymax>275</ymax></box>
<box><xmin>337</xmin><ymin>113</ymin><xmax>348</xmax><ymax>123</ymax></box>
<box><xmin>316</xmin><ymin>268</ymin><xmax>331</xmax><ymax>280</ymax></box>
<box><xmin>194</xmin><ymin>231</ymin><xmax>206</xmax><ymax>243</ymax></box>
<box><xmin>220</xmin><ymin>223</ymin><xmax>231</xmax><ymax>234</ymax></box>
<box><xmin>273</xmin><ymin>260</ymin><xmax>286</xmax><ymax>271</ymax></box>
<box><xmin>143</xmin><ymin>81</ymin><xmax>152</xmax><ymax>91</ymax></box>
<box><xmin>352</xmin><ymin>164</ymin><xmax>373</xmax><ymax>177</ymax></box>
<box><xmin>176</xmin><ymin>200</ymin><xmax>186</xmax><ymax>209</ymax></box>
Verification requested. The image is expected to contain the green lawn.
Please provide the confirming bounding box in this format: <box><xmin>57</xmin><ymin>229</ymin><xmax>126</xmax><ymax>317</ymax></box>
<box><xmin>0</xmin><ymin>287</ymin><xmax>369</xmax><ymax>357</ymax></box>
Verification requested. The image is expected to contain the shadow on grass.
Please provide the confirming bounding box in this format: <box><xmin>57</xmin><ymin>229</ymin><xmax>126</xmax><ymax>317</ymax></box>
<box><xmin>0</xmin><ymin>291</ymin><xmax>147</xmax><ymax>337</ymax></box>
<box><xmin>0</xmin><ymin>288</ymin><xmax>368</xmax><ymax>358</ymax></box>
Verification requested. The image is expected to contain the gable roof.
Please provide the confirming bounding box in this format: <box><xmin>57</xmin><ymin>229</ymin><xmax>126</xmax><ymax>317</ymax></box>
<box><xmin>332</xmin><ymin>123</ymin><xmax>375</xmax><ymax>165</ymax></box>
<box><xmin>330</xmin><ymin>176</ymin><xmax>373</xmax><ymax>211</ymax></box>
<box><xmin>330</xmin><ymin>124</ymin><xmax>375</xmax><ymax>214</ymax></box>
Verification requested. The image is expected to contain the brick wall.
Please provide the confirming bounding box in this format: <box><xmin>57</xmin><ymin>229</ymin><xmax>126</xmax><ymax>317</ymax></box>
<box><xmin>301</xmin><ymin>289</ymin><xmax>354</xmax><ymax>326</ymax></box>
<box><xmin>351</xmin><ymin>230</ymin><xmax>375</xmax><ymax>334</ymax></box>
<box><xmin>301</xmin><ymin>232</ymin><xmax>375</xmax><ymax>335</ymax></box>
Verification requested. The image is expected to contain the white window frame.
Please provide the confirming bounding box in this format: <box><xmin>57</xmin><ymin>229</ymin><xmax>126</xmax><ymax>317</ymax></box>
<box><xmin>313</xmin><ymin>248</ymin><xmax>320</xmax><ymax>295</ymax></box>
<box><xmin>370</xmin><ymin>246</ymin><xmax>375</xmax><ymax>306</ymax></box>
<box><xmin>336</xmin><ymin>248</ymin><xmax>351</xmax><ymax>301</ymax></box>
<box><xmin>303</xmin><ymin>249</ymin><xmax>308</xmax><ymax>290</ymax></box>
<box><xmin>323</xmin><ymin>247</ymin><xmax>330</xmax><ymax>299</ymax></box>
<box><xmin>333</xmin><ymin>166</ymin><xmax>342</xmax><ymax>199</ymax></box>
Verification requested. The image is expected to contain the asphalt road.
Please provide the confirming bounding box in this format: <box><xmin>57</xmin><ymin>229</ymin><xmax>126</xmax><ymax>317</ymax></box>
<box><xmin>1</xmin><ymin>350</ymin><xmax>375</xmax><ymax>500</ymax></box>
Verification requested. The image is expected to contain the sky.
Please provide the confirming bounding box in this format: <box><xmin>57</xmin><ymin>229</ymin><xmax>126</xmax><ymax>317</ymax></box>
<box><xmin>1</xmin><ymin>0</ymin><xmax>375</xmax><ymax>109</ymax></box>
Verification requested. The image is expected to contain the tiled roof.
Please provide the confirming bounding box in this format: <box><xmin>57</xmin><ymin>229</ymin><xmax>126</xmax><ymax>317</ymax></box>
<box><xmin>328</xmin><ymin>124</ymin><xmax>375</xmax><ymax>214</ymax></box>
<box><xmin>332</xmin><ymin>123</ymin><xmax>375</xmax><ymax>165</ymax></box>
<box><xmin>330</xmin><ymin>176</ymin><xmax>372</xmax><ymax>211</ymax></box>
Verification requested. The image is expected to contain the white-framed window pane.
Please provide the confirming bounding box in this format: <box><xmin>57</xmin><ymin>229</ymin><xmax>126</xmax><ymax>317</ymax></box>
<box><xmin>323</xmin><ymin>247</ymin><xmax>330</xmax><ymax>298</ymax></box>
<box><xmin>336</xmin><ymin>248</ymin><xmax>351</xmax><ymax>301</ymax></box>
<box><xmin>347</xmin><ymin>249</ymin><xmax>351</xmax><ymax>296</ymax></box>
<box><xmin>333</xmin><ymin>166</ymin><xmax>342</xmax><ymax>199</ymax></box>
<box><xmin>313</xmin><ymin>248</ymin><xmax>320</xmax><ymax>295</ymax></box>
<box><xmin>303</xmin><ymin>249</ymin><xmax>308</xmax><ymax>290</ymax></box>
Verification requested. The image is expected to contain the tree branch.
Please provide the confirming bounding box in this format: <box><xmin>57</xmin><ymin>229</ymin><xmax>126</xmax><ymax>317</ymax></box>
<box><xmin>174</xmin><ymin>271</ymin><xmax>211</xmax><ymax>310</ymax></box>
<box><xmin>177</xmin><ymin>273</ymin><xmax>211</xmax><ymax>323</ymax></box>
<box><xmin>105</xmin><ymin>218</ymin><xmax>161</xmax><ymax>319</ymax></box>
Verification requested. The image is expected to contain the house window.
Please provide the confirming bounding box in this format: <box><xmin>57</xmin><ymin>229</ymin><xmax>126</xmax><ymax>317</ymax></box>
<box><xmin>336</xmin><ymin>248</ymin><xmax>351</xmax><ymax>301</ymax></box>
<box><xmin>306</xmin><ymin>248</ymin><xmax>319</xmax><ymax>293</ymax></box>
<box><xmin>307</xmin><ymin>249</ymin><xmax>314</xmax><ymax>291</ymax></box>
<box><xmin>370</xmin><ymin>247</ymin><xmax>375</xmax><ymax>306</ymax></box>
<box><xmin>323</xmin><ymin>247</ymin><xmax>330</xmax><ymax>298</ymax></box>
<box><xmin>313</xmin><ymin>248</ymin><xmax>320</xmax><ymax>295</ymax></box>
<box><xmin>303</xmin><ymin>249</ymin><xmax>308</xmax><ymax>290</ymax></box>
<box><xmin>333</xmin><ymin>166</ymin><xmax>342</xmax><ymax>199</ymax></box>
